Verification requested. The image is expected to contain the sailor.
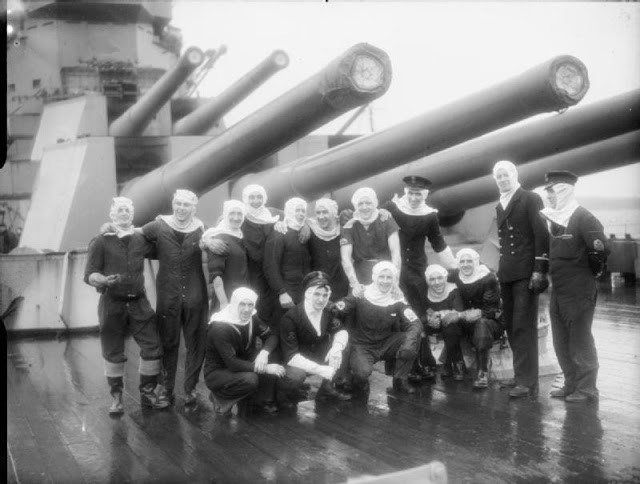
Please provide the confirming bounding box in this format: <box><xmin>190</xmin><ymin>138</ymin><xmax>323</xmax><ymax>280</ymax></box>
<box><xmin>278</xmin><ymin>271</ymin><xmax>351</xmax><ymax>408</ymax></box>
<box><xmin>340</xmin><ymin>187</ymin><xmax>401</xmax><ymax>297</ymax></box>
<box><xmin>542</xmin><ymin>171</ymin><xmax>609</xmax><ymax>403</ymax></box>
<box><xmin>492</xmin><ymin>160</ymin><xmax>550</xmax><ymax>398</ymax></box>
<box><xmin>204</xmin><ymin>288</ymin><xmax>285</xmax><ymax>417</ymax></box>
<box><xmin>263</xmin><ymin>197</ymin><xmax>312</xmax><ymax>329</ymax></box>
<box><xmin>85</xmin><ymin>197</ymin><xmax>168</xmax><ymax>414</ymax></box>
<box><xmin>201</xmin><ymin>200</ymin><xmax>249</xmax><ymax>312</ymax></box>
<box><xmin>449</xmin><ymin>248</ymin><xmax>503</xmax><ymax>389</ymax></box>
<box><xmin>307</xmin><ymin>198</ymin><xmax>350</xmax><ymax>300</ymax></box>
<box><xmin>338</xmin><ymin>261</ymin><xmax>421</xmax><ymax>395</ymax></box>
<box><xmin>421</xmin><ymin>264</ymin><xmax>464</xmax><ymax>381</ymax></box>
<box><xmin>383</xmin><ymin>175</ymin><xmax>457</xmax><ymax>381</ymax></box>
<box><xmin>240</xmin><ymin>184</ymin><xmax>283</xmax><ymax>322</ymax></box>
<box><xmin>141</xmin><ymin>189</ymin><xmax>208</xmax><ymax>406</ymax></box>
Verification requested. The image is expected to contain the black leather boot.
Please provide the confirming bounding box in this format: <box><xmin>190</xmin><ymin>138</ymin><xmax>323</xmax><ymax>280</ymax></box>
<box><xmin>109</xmin><ymin>392</ymin><xmax>124</xmax><ymax>415</ymax></box>
<box><xmin>317</xmin><ymin>379</ymin><xmax>352</xmax><ymax>401</ymax></box>
<box><xmin>140</xmin><ymin>384</ymin><xmax>170</xmax><ymax>409</ymax></box>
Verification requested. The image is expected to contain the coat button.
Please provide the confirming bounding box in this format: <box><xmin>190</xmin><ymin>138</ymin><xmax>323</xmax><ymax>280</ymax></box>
<box><xmin>511</xmin><ymin>251</ymin><xmax>515</xmax><ymax>255</ymax></box>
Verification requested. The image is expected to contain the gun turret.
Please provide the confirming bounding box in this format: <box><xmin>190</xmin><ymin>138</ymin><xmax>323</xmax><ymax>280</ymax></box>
<box><xmin>173</xmin><ymin>50</ymin><xmax>290</xmax><ymax>135</ymax></box>
<box><xmin>123</xmin><ymin>43</ymin><xmax>393</xmax><ymax>224</ymax></box>
<box><xmin>330</xmin><ymin>89</ymin><xmax>640</xmax><ymax>208</ymax></box>
<box><xmin>108</xmin><ymin>47</ymin><xmax>205</xmax><ymax>137</ymax></box>
<box><xmin>429</xmin><ymin>130</ymin><xmax>640</xmax><ymax>216</ymax></box>
<box><xmin>232</xmin><ymin>55</ymin><xmax>590</xmax><ymax>207</ymax></box>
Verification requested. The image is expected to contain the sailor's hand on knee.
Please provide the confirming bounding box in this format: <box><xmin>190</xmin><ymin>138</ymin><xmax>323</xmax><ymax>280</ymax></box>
<box><xmin>465</xmin><ymin>309</ymin><xmax>482</xmax><ymax>322</ymax></box>
<box><xmin>254</xmin><ymin>350</ymin><xmax>269</xmax><ymax>373</ymax></box>
<box><xmin>266</xmin><ymin>363</ymin><xmax>286</xmax><ymax>377</ymax></box>
<box><xmin>325</xmin><ymin>347</ymin><xmax>343</xmax><ymax>370</ymax></box>
<box><xmin>317</xmin><ymin>365</ymin><xmax>336</xmax><ymax>380</ymax></box>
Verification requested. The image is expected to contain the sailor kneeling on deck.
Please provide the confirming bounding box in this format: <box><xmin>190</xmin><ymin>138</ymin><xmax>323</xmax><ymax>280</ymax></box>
<box><xmin>278</xmin><ymin>271</ymin><xmax>351</xmax><ymax>407</ymax></box>
<box><xmin>446</xmin><ymin>249</ymin><xmax>503</xmax><ymax>389</ymax></box>
<box><xmin>338</xmin><ymin>261</ymin><xmax>422</xmax><ymax>395</ymax></box>
<box><xmin>85</xmin><ymin>197</ymin><xmax>168</xmax><ymax>414</ymax></box>
<box><xmin>421</xmin><ymin>264</ymin><xmax>465</xmax><ymax>381</ymax></box>
<box><xmin>204</xmin><ymin>288</ymin><xmax>285</xmax><ymax>416</ymax></box>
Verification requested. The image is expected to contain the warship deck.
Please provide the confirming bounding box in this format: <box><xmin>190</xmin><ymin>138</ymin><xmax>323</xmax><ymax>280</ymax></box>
<box><xmin>6</xmin><ymin>282</ymin><xmax>640</xmax><ymax>484</ymax></box>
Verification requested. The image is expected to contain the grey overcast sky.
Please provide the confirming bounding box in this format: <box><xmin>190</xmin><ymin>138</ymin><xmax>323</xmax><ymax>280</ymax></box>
<box><xmin>173</xmin><ymin>1</ymin><xmax>640</xmax><ymax>198</ymax></box>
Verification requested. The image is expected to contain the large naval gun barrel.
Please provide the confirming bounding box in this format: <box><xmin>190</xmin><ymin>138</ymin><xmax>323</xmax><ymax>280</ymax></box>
<box><xmin>331</xmin><ymin>88</ymin><xmax>640</xmax><ymax>208</ymax></box>
<box><xmin>109</xmin><ymin>47</ymin><xmax>205</xmax><ymax>137</ymax></box>
<box><xmin>173</xmin><ymin>50</ymin><xmax>290</xmax><ymax>135</ymax></box>
<box><xmin>428</xmin><ymin>130</ymin><xmax>640</xmax><ymax>216</ymax></box>
<box><xmin>123</xmin><ymin>43</ymin><xmax>393</xmax><ymax>224</ymax></box>
<box><xmin>232</xmin><ymin>55</ymin><xmax>590</xmax><ymax>207</ymax></box>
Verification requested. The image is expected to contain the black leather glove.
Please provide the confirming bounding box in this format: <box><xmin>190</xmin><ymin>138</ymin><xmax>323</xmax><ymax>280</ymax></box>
<box><xmin>587</xmin><ymin>251</ymin><xmax>607</xmax><ymax>278</ymax></box>
<box><xmin>528</xmin><ymin>271</ymin><xmax>549</xmax><ymax>294</ymax></box>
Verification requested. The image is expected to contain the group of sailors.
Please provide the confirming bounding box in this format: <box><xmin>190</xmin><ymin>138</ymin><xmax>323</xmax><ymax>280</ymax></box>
<box><xmin>84</xmin><ymin>160</ymin><xmax>609</xmax><ymax>416</ymax></box>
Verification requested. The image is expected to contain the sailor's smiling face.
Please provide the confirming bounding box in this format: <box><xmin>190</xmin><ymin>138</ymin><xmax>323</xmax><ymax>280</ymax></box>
<box><xmin>427</xmin><ymin>273</ymin><xmax>446</xmax><ymax>294</ymax></box>
<box><xmin>293</xmin><ymin>204</ymin><xmax>306</xmax><ymax>224</ymax></box>
<box><xmin>459</xmin><ymin>255</ymin><xmax>475</xmax><ymax>277</ymax></box>
<box><xmin>238</xmin><ymin>300</ymin><xmax>255</xmax><ymax>322</ymax></box>
<box><xmin>227</xmin><ymin>208</ymin><xmax>244</xmax><ymax>229</ymax></box>
<box><xmin>406</xmin><ymin>188</ymin><xmax>426</xmax><ymax>209</ymax></box>
<box><xmin>315</xmin><ymin>206</ymin><xmax>333</xmax><ymax>230</ymax></box>
<box><xmin>111</xmin><ymin>205</ymin><xmax>133</xmax><ymax>227</ymax></box>
<box><xmin>310</xmin><ymin>286</ymin><xmax>331</xmax><ymax>311</ymax></box>
<box><xmin>375</xmin><ymin>269</ymin><xmax>394</xmax><ymax>293</ymax></box>
<box><xmin>247</xmin><ymin>192</ymin><xmax>264</xmax><ymax>209</ymax></box>
<box><xmin>357</xmin><ymin>197</ymin><xmax>375</xmax><ymax>218</ymax></box>
<box><xmin>173</xmin><ymin>199</ymin><xmax>195</xmax><ymax>222</ymax></box>
<box><xmin>495</xmin><ymin>168</ymin><xmax>514</xmax><ymax>193</ymax></box>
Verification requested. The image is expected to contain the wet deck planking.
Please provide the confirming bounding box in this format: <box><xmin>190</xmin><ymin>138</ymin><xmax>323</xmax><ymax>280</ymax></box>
<box><xmin>6</xmin><ymin>283</ymin><xmax>640</xmax><ymax>483</ymax></box>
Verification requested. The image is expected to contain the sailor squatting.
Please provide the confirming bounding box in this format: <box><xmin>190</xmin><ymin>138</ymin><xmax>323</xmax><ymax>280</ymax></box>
<box><xmin>86</xmin><ymin>167</ymin><xmax>609</xmax><ymax>416</ymax></box>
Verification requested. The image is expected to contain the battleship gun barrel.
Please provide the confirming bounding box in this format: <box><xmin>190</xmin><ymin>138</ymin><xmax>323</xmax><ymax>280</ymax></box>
<box><xmin>109</xmin><ymin>47</ymin><xmax>205</xmax><ymax>136</ymax></box>
<box><xmin>124</xmin><ymin>43</ymin><xmax>392</xmax><ymax>224</ymax></box>
<box><xmin>428</xmin><ymin>130</ymin><xmax>640</xmax><ymax>216</ymax></box>
<box><xmin>173</xmin><ymin>50</ymin><xmax>290</xmax><ymax>135</ymax></box>
<box><xmin>331</xmin><ymin>88</ymin><xmax>640</xmax><ymax>207</ymax></box>
<box><xmin>233</xmin><ymin>55</ymin><xmax>590</xmax><ymax>207</ymax></box>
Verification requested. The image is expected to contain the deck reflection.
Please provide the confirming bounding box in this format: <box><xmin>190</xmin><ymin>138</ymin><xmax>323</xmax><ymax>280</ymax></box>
<box><xmin>7</xmin><ymin>283</ymin><xmax>640</xmax><ymax>483</ymax></box>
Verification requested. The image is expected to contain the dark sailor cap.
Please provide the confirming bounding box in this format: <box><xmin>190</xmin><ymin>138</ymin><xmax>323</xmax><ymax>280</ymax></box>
<box><xmin>545</xmin><ymin>170</ymin><xmax>578</xmax><ymax>189</ymax></box>
<box><xmin>403</xmin><ymin>175</ymin><xmax>432</xmax><ymax>189</ymax></box>
<box><xmin>302</xmin><ymin>271</ymin><xmax>332</xmax><ymax>292</ymax></box>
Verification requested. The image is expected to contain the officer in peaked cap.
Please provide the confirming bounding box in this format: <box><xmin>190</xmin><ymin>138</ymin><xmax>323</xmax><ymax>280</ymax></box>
<box><xmin>403</xmin><ymin>175</ymin><xmax>433</xmax><ymax>190</ymax></box>
<box><xmin>541</xmin><ymin>170</ymin><xmax>609</xmax><ymax>402</ymax></box>
<box><xmin>382</xmin><ymin>174</ymin><xmax>457</xmax><ymax>384</ymax></box>
<box><xmin>544</xmin><ymin>170</ymin><xmax>578</xmax><ymax>187</ymax></box>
